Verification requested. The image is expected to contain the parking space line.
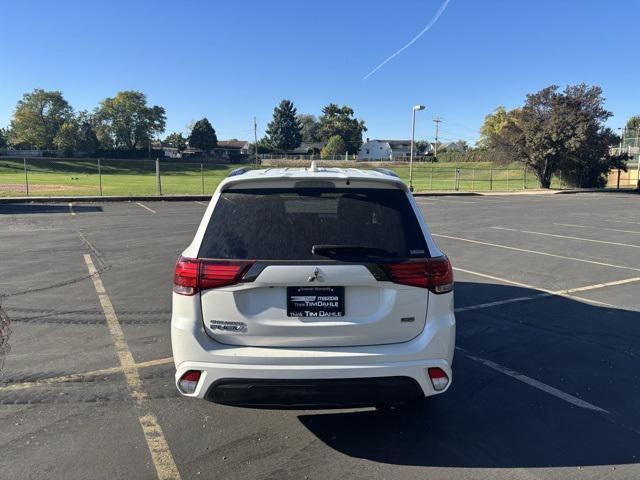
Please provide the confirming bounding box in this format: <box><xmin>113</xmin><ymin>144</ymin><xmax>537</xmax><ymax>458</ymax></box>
<box><xmin>194</xmin><ymin>201</ymin><xmax>208</xmax><ymax>206</ymax></box>
<box><xmin>84</xmin><ymin>254</ymin><xmax>180</xmax><ymax>480</ymax></box>
<box><xmin>589</xmin><ymin>217</ymin><xmax>640</xmax><ymax>226</ymax></box>
<box><xmin>136</xmin><ymin>202</ymin><xmax>157</xmax><ymax>214</ymax></box>
<box><xmin>458</xmin><ymin>347</ymin><xmax>609</xmax><ymax>414</ymax></box>
<box><xmin>554</xmin><ymin>222</ymin><xmax>640</xmax><ymax>235</ymax></box>
<box><xmin>434</xmin><ymin>233</ymin><xmax>640</xmax><ymax>272</ymax></box>
<box><xmin>0</xmin><ymin>356</ymin><xmax>173</xmax><ymax>393</ymax></box>
<box><xmin>453</xmin><ymin>267</ymin><xmax>637</xmax><ymax>310</ymax></box>
<box><xmin>68</xmin><ymin>203</ymin><xmax>76</xmax><ymax>216</ymax></box>
<box><xmin>492</xmin><ymin>226</ymin><xmax>640</xmax><ymax>249</ymax></box>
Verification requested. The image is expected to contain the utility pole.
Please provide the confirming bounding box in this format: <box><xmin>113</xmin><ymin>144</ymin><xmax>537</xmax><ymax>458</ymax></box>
<box><xmin>433</xmin><ymin>116</ymin><xmax>443</xmax><ymax>156</ymax></box>
<box><xmin>254</xmin><ymin>117</ymin><xmax>259</xmax><ymax>165</ymax></box>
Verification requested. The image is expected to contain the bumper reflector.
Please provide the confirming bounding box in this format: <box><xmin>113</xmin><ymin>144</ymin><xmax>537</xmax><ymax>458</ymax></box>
<box><xmin>178</xmin><ymin>370</ymin><xmax>202</xmax><ymax>394</ymax></box>
<box><xmin>428</xmin><ymin>367</ymin><xmax>449</xmax><ymax>391</ymax></box>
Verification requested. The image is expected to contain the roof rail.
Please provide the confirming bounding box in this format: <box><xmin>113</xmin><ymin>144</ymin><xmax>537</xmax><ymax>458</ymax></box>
<box><xmin>372</xmin><ymin>168</ymin><xmax>399</xmax><ymax>178</ymax></box>
<box><xmin>227</xmin><ymin>167</ymin><xmax>250</xmax><ymax>177</ymax></box>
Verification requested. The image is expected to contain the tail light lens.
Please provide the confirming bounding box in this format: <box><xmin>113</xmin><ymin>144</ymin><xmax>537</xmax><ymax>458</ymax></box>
<box><xmin>385</xmin><ymin>256</ymin><xmax>453</xmax><ymax>293</ymax></box>
<box><xmin>173</xmin><ymin>256</ymin><xmax>253</xmax><ymax>295</ymax></box>
<box><xmin>428</xmin><ymin>367</ymin><xmax>450</xmax><ymax>391</ymax></box>
<box><xmin>178</xmin><ymin>370</ymin><xmax>201</xmax><ymax>394</ymax></box>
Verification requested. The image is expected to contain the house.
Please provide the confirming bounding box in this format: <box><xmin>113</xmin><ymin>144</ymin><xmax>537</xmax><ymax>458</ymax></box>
<box><xmin>442</xmin><ymin>141</ymin><xmax>466</xmax><ymax>153</ymax></box>
<box><xmin>216</xmin><ymin>140</ymin><xmax>251</xmax><ymax>156</ymax></box>
<box><xmin>358</xmin><ymin>139</ymin><xmax>428</xmax><ymax>160</ymax></box>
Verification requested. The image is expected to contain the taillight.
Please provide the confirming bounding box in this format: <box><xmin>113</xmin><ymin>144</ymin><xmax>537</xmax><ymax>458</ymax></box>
<box><xmin>385</xmin><ymin>256</ymin><xmax>453</xmax><ymax>293</ymax></box>
<box><xmin>178</xmin><ymin>370</ymin><xmax>201</xmax><ymax>394</ymax></box>
<box><xmin>173</xmin><ymin>256</ymin><xmax>253</xmax><ymax>295</ymax></box>
<box><xmin>174</xmin><ymin>257</ymin><xmax>199</xmax><ymax>295</ymax></box>
<box><xmin>428</xmin><ymin>367</ymin><xmax>449</xmax><ymax>391</ymax></box>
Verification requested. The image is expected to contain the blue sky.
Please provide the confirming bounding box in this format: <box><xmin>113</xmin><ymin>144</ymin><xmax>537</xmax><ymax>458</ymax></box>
<box><xmin>1</xmin><ymin>0</ymin><xmax>638</xmax><ymax>144</ymax></box>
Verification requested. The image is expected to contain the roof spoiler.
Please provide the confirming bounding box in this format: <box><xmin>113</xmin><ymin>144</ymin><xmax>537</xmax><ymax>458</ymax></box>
<box><xmin>372</xmin><ymin>168</ymin><xmax>399</xmax><ymax>178</ymax></box>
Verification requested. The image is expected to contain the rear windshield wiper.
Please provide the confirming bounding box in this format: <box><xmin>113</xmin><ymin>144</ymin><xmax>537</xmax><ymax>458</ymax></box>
<box><xmin>311</xmin><ymin>244</ymin><xmax>399</xmax><ymax>259</ymax></box>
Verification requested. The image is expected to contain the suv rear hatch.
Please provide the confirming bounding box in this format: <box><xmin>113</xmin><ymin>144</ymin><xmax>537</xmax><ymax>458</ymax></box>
<box><xmin>189</xmin><ymin>183</ymin><xmax>448</xmax><ymax>348</ymax></box>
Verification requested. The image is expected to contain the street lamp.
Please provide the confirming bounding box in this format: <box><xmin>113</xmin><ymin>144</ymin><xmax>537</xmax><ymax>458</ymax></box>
<box><xmin>409</xmin><ymin>105</ymin><xmax>426</xmax><ymax>192</ymax></box>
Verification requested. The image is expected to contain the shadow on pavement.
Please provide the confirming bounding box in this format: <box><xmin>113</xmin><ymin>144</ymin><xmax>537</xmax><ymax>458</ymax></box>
<box><xmin>0</xmin><ymin>204</ymin><xmax>103</xmax><ymax>214</ymax></box>
<box><xmin>298</xmin><ymin>281</ymin><xmax>640</xmax><ymax>469</ymax></box>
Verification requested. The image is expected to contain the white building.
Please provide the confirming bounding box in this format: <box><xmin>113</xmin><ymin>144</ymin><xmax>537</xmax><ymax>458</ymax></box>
<box><xmin>358</xmin><ymin>139</ymin><xmax>433</xmax><ymax>160</ymax></box>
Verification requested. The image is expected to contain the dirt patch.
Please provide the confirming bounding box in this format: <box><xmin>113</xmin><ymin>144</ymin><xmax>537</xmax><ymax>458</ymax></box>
<box><xmin>0</xmin><ymin>183</ymin><xmax>85</xmax><ymax>193</ymax></box>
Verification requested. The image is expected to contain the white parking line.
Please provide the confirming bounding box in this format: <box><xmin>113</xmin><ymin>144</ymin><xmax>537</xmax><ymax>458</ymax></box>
<box><xmin>68</xmin><ymin>203</ymin><xmax>76</xmax><ymax>216</ymax></box>
<box><xmin>595</xmin><ymin>218</ymin><xmax>640</xmax><ymax>226</ymax></box>
<box><xmin>136</xmin><ymin>202</ymin><xmax>157</xmax><ymax>214</ymax></box>
<box><xmin>554</xmin><ymin>222</ymin><xmax>640</xmax><ymax>235</ymax></box>
<box><xmin>453</xmin><ymin>267</ymin><xmax>634</xmax><ymax>310</ymax></box>
<box><xmin>195</xmin><ymin>201</ymin><xmax>208</xmax><ymax>206</ymax></box>
<box><xmin>0</xmin><ymin>356</ymin><xmax>173</xmax><ymax>393</ymax></box>
<box><xmin>458</xmin><ymin>348</ymin><xmax>609</xmax><ymax>414</ymax></box>
<box><xmin>434</xmin><ymin>233</ymin><xmax>640</xmax><ymax>273</ymax></box>
<box><xmin>84</xmin><ymin>255</ymin><xmax>180</xmax><ymax>480</ymax></box>
<box><xmin>492</xmin><ymin>226</ymin><xmax>640</xmax><ymax>249</ymax></box>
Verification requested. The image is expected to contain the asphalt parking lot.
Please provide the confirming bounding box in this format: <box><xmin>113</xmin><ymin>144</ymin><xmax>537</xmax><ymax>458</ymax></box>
<box><xmin>1</xmin><ymin>192</ymin><xmax>639</xmax><ymax>480</ymax></box>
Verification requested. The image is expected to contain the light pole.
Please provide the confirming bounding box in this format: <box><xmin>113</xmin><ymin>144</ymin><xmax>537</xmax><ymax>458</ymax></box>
<box><xmin>410</xmin><ymin>105</ymin><xmax>426</xmax><ymax>192</ymax></box>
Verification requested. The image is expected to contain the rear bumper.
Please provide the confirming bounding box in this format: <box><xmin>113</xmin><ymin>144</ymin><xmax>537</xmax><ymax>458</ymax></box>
<box><xmin>171</xmin><ymin>291</ymin><xmax>455</xmax><ymax>407</ymax></box>
<box><xmin>174</xmin><ymin>357</ymin><xmax>452</xmax><ymax>406</ymax></box>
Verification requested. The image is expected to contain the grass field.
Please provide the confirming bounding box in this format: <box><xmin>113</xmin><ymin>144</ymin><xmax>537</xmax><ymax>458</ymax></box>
<box><xmin>0</xmin><ymin>158</ymin><xmax>560</xmax><ymax>197</ymax></box>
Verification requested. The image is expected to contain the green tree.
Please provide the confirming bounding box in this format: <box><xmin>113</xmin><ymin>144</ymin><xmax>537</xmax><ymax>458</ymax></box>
<box><xmin>76</xmin><ymin>112</ymin><xmax>100</xmax><ymax>154</ymax></box>
<box><xmin>54</xmin><ymin>120</ymin><xmax>79</xmax><ymax>155</ymax></box>
<box><xmin>479</xmin><ymin>106</ymin><xmax>511</xmax><ymax>147</ymax></box>
<box><xmin>321</xmin><ymin>135</ymin><xmax>346</xmax><ymax>158</ymax></box>
<box><xmin>0</xmin><ymin>128</ymin><xmax>6</xmax><ymax>148</ymax></box>
<box><xmin>188</xmin><ymin>118</ymin><xmax>218</xmax><ymax>153</ymax></box>
<box><xmin>164</xmin><ymin>132</ymin><xmax>187</xmax><ymax>151</ymax></box>
<box><xmin>626</xmin><ymin>115</ymin><xmax>640</xmax><ymax>132</ymax></box>
<box><xmin>487</xmin><ymin>84</ymin><xmax>619</xmax><ymax>188</ymax></box>
<box><xmin>94</xmin><ymin>91</ymin><xmax>166</xmax><ymax>149</ymax></box>
<box><xmin>318</xmin><ymin>104</ymin><xmax>366</xmax><ymax>154</ymax></box>
<box><xmin>414</xmin><ymin>140</ymin><xmax>432</xmax><ymax>155</ymax></box>
<box><xmin>10</xmin><ymin>89</ymin><xmax>73</xmax><ymax>149</ymax></box>
<box><xmin>266</xmin><ymin>99</ymin><xmax>302</xmax><ymax>151</ymax></box>
<box><xmin>298</xmin><ymin>114</ymin><xmax>322</xmax><ymax>144</ymax></box>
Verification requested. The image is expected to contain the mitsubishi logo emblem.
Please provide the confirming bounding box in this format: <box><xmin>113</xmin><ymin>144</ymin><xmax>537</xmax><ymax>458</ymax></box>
<box><xmin>307</xmin><ymin>267</ymin><xmax>322</xmax><ymax>282</ymax></box>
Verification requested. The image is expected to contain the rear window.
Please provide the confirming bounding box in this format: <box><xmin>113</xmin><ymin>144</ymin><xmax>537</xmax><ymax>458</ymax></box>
<box><xmin>198</xmin><ymin>188</ymin><xmax>429</xmax><ymax>261</ymax></box>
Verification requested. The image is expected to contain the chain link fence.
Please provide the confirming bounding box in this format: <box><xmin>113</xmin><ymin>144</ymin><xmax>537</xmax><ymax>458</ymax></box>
<box><xmin>0</xmin><ymin>156</ymin><xmax>635</xmax><ymax>197</ymax></box>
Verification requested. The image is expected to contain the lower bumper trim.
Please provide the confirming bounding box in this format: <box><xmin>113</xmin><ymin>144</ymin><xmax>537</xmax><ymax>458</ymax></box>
<box><xmin>206</xmin><ymin>376</ymin><xmax>423</xmax><ymax>408</ymax></box>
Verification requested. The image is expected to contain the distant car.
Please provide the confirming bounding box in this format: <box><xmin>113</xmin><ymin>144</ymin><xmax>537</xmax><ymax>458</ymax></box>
<box><xmin>171</xmin><ymin>163</ymin><xmax>455</xmax><ymax>408</ymax></box>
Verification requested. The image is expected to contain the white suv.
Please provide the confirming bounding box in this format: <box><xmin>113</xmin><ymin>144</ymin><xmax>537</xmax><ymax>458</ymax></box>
<box><xmin>171</xmin><ymin>164</ymin><xmax>455</xmax><ymax>408</ymax></box>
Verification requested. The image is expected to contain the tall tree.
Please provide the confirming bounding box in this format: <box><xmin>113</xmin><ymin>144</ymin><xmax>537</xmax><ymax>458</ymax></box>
<box><xmin>298</xmin><ymin>114</ymin><xmax>322</xmax><ymax>144</ymax></box>
<box><xmin>94</xmin><ymin>91</ymin><xmax>166</xmax><ymax>149</ymax></box>
<box><xmin>10</xmin><ymin>89</ymin><xmax>73</xmax><ymax>149</ymax></box>
<box><xmin>486</xmin><ymin>84</ymin><xmax>620</xmax><ymax>188</ymax></box>
<box><xmin>318</xmin><ymin>104</ymin><xmax>366</xmax><ymax>154</ymax></box>
<box><xmin>164</xmin><ymin>132</ymin><xmax>187</xmax><ymax>151</ymax></box>
<box><xmin>54</xmin><ymin>120</ymin><xmax>79</xmax><ymax>155</ymax></box>
<box><xmin>188</xmin><ymin>118</ymin><xmax>217</xmax><ymax>153</ymax></box>
<box><xmin>479</xmin><ymin>106</ymin><xmax>510</xmax><ymax>147</ymax></box>
<box><xmin>626</xmin><ymin>115</ymin><xmax>640</xmax><ymax>132</ymax></box>
<box><xmin>75</xmin><ymin>111</ymin><xmax>100</xmax><ymax>154</ymax></box>
<box><xmin>0</xmin><ymin>128</ymin><xmax>6</xmax><ymax>149</ymax></box>
<box><xmin>321</xmin><ymin>135</ymin><xmax>346</xmax><ymax>158</ymax></box>
<box><xmin>266</xmin><ymin>99</ymin><xmax>302</xmax><ymax>151</ymax></box>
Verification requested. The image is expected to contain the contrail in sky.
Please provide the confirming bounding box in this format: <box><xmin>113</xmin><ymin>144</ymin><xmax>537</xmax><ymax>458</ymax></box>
<box><xmin>363</xmin><ymin>0</ymin><xmax>452</xmax><ymax>81</ymax></box>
